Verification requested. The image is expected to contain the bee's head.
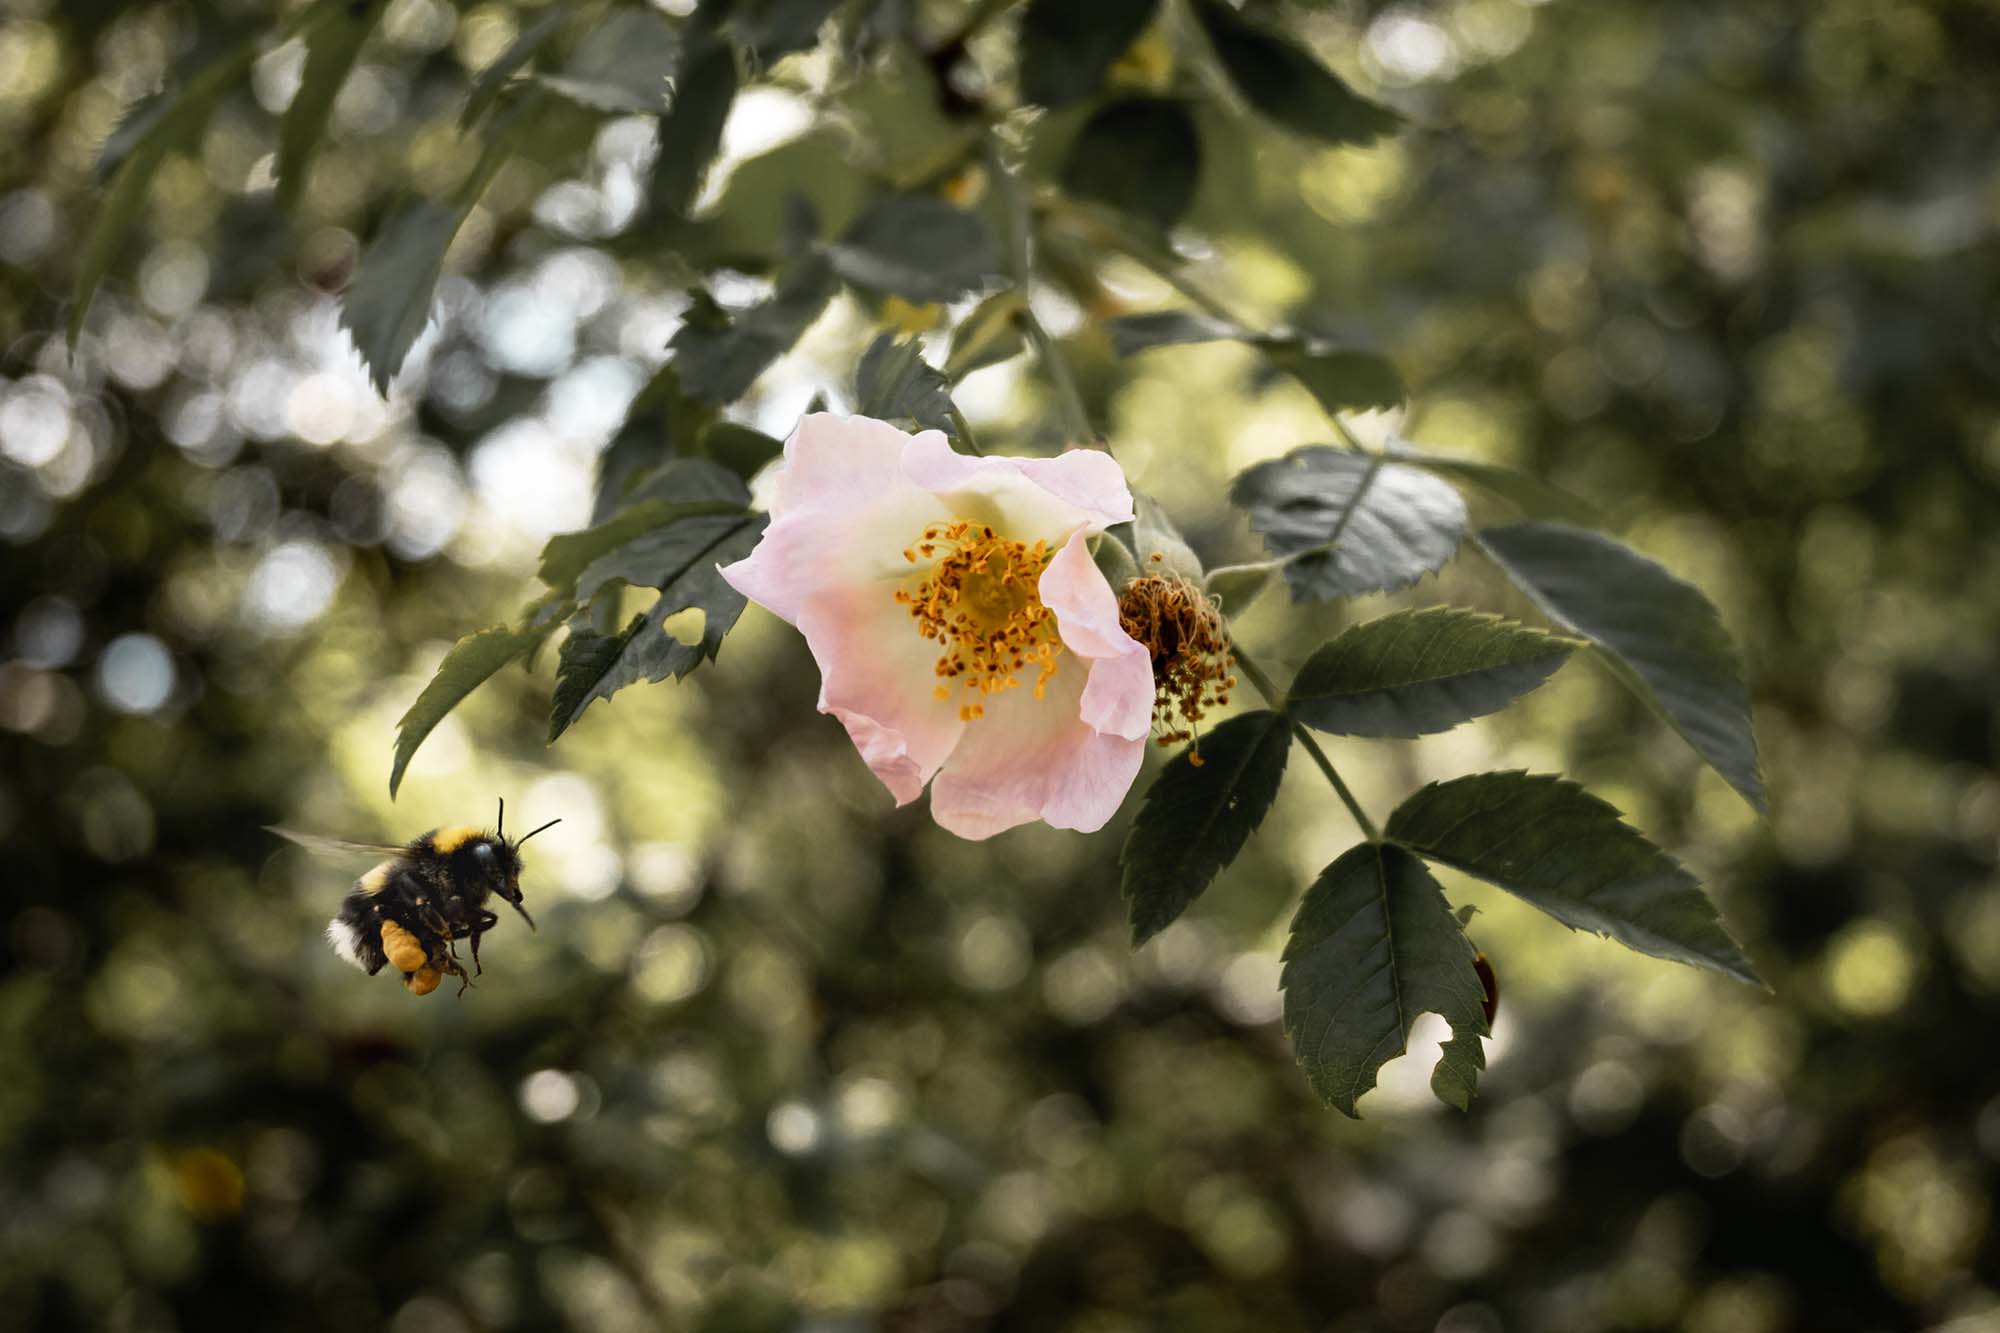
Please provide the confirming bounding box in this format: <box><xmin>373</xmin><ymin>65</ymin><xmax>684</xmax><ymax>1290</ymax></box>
<box><xmin>485</xmin><ymin>798</ymin><xmax>559</xmax><ymax>931</ymax></box>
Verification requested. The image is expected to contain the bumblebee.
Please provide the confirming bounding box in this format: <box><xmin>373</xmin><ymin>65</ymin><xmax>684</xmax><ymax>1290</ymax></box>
<box><xmin>270</xmin><ymin>800</ymin><xmax>559</xmax><ymax>996</ymax></box>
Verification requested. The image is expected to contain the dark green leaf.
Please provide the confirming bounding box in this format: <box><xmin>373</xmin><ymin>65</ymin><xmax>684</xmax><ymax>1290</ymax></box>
<box><xmin>1281</xmin><ymin>842</ymin><xmax>1489</xmax><ymax>1116</ymax></box>
<box><xmin>702</xmin><ymin>422</ymin><xmax>786</xmax><ymax>480</ymax></box>
<box><xmin>945</xmin><ymin>291</ymin><xmax>1027</xmax><ymax>380</ymax></box>
<box><xmin>729</xmin><ymin>0</ymin><xmax>846</xmax><ymax>59</ymax></box>
<box><xmin>1102</xmin><ymin>309</ymin><xmax>1250</xmax><ymax>357</ymax></box>
<box><xmin>1262</xmin><ymin>341</ymin><xmax>1404</xmax><ymax>414</ymax></box>
<box><xmin>277</xmin><ymin>0</ymin><xmax>391</xmax><ymax>209</ymax></box>
<box><xmin>548</xmin><ymin>514</ymin><xmax>767</xmax><ymax>740</ymax></box>
<box><xmin>1060</xmin><ymin>97</ymin><xmax>1201</xmax><ymax>232</ymax></box>
<box><xmin>828</xmin><ymin>196</ymin><xmax>1001</xmax><ymax>304</ymax></box>
<box><xmin>1387</xmin><ymin>441</ymin><xmax>1597</xmax><ymax>525</ymax></box>
<box><xmin>462</xmin><ymin>9</ymin><xmax>566</xmax><ymax>129</ymax></box>
<box><xmin>1202</xmin><ymin>563</ymin><xmax>1273</xmax><ymax>614</ymax></box>
<box><xmin>390</xmin><ymin>626</ymin><xmax>532</xmax><ymax>797</ymax></box>
<box><xmin>1386</xmin><ymin>772</ymin><xmax>1761</xmax><ymax>985</ymax></box>
<box><xmin>1289</xmin><ymin>607</ymin><xmax>1578</xmax><ymax>738</ymax></box>
<box><xmin>1120</xmin><ymin>711</ymin><xmax>1291</xmax><ymax>946</ymax></box>
<box><xmin>338</xmin><ymin>198</ymin><xmax>468</xmax><ymax>394</ymax></box>
<box><xmin>1193</xmin><ymin>0</ymin><xmax>1400</xmax><ymax>146</ymax></box>
<box><xmin>669</xmin><ymin>252</ymin><xmax>839</xmax><ymax>402</ymax></box>
<box><xmin>539</xmin><ymin>7</ymin><xmax>680</xmax><ymax>114</ymax></box>
<box><xmin>651</xmin><ymin>36</ymin><xmax>738</xmax><ymax>219</ymax></box>
<box><xmin>856</xmin><ymin>333</ymin><xmax>957</xmax><ymax>433</ymax></box>
<box><xmin>1229</xmin><ymin>446</ymin><xmax>1467</xmax><ymax>602</ymax></box>
<box><xmin>1019</xmin><ymin>0</ymin><xmax>1159</xmax><ymax>107</ymax></box>
<box><xmin>574</xmin><ymin>508</ymin><xmax>757</xmax><ymax>606</ymax></box>
<box><xmin>539</xmin><ymin>496</ymin><xmax>740</xmax><ymax>592</ymax></box>
<box><xmin>1476</xmin><ymin>524</ymin><xmax>1765</xmax><ymax>812</ymax></box>
<box><xmin>73</xmin><ymin>33</ymin><xmax>261</xmax><ymax>347</ymax></box>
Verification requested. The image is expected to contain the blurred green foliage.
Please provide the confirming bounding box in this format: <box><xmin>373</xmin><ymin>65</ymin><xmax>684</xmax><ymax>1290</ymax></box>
<box><xmin>2</xmin><ymin>0</ymin><xmax>1998</xmax><ymax>1330</ymax></box>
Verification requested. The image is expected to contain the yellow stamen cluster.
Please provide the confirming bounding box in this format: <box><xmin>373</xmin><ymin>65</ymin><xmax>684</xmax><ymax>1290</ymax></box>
<box><xmin>896</xmin><ymin>520</ymin><xmax>1062</xmax><ymax>720</ymax></box>
<box><xmin>1117</xmin><ymin>571</ymin><xmax>1236</xmax><ymax>760</ymax></box>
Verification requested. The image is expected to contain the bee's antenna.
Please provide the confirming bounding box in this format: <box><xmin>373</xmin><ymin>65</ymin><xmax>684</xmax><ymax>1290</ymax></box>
<box><xmin>496</xmin><ymin>796</ymin><xmax>505</xmax><ymax>838</ymax></box>
<box><xmin>516</xmin><ymin>818</ymin><xmax>561</xmax><ymax>847</ymax></box>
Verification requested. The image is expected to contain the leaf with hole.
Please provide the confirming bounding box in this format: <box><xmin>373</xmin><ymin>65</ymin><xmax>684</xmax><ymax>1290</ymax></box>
<box><xmin>1289</xmin><ymin>607</ymin><xmax>1578</xmax><ymax>738</ymax></box>
<box><xmin>390</xmin><ymin>626</ymin><xmax>533</xmax><ymax>797</ymax></box>
<box><xmin>1281</xmin><ymin>842</ymin><xmax>1489</xmax><ymax>1116</ymax></box>
<box><xmin>1386</xmin><ymin>772</ymin><xmax>1761</xmax><ymax>984</ymax></box>
<box><xmin>1019</xmin><ymin>0</ymin><xmax>1159</xmax><ymax>107</ymax></box>
<box><xmin>1230</xmin><ymin>446</ymin><xmax>1467</xmax><ymax>602</ymax></box>
<box><xmin>1120</xmin><ymin>710</ymin><xmax>1291</xmax><ymax>945</ymax></box>
<box><xmin>1060</xmin><ymin>97</ymin><xmax>1200</xmax><ymax>233</ymax></box>
<box><xmin>1193</xmin><ymin>0</ymin><xmax>1400</xmax><ymax>146</ymax></box>
<box><xmin>1477</xmin><ymin>524</ymin><xmax>1764</xmax><ymax>812</ymax></box>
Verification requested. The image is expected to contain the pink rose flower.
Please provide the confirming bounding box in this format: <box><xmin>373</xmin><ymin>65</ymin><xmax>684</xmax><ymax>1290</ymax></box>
<box><xmin>720</xmin><ymin>414</ymin><xmax>1156</xmax><ymax>839</ymax></box>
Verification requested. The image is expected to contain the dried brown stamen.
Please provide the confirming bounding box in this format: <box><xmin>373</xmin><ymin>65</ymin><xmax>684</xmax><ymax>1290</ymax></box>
<box><xmin>1116</xmin><ymin>572</ymin><xmax>1237</xmax><ymax>759</ymax></box>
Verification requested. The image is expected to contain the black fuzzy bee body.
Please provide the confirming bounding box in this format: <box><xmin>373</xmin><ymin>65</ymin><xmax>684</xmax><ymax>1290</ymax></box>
<box><xmin>273</xmin><ymin>801</ymin><xmax>558</xmax><ymax>996</ymax></box>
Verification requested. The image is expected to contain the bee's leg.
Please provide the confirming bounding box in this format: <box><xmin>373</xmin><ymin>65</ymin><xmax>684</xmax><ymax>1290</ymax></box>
<box><xmin>468</xmin><ymin>910</ymin><xmax>499</xmax><ymax>975</ymax></box>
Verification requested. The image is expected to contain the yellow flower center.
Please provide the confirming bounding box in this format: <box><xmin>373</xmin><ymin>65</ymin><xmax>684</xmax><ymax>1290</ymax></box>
<box><xmin>895</xmin><ymin>519</ymin><xmax>1062</xmax><ymax>721</ymax></box>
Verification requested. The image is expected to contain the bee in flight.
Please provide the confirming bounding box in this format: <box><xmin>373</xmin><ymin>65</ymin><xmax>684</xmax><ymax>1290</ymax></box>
<box><xmin>270</xmin><ymin>800</ymin><xmax>559</xmax><ymax>996</ymax></box>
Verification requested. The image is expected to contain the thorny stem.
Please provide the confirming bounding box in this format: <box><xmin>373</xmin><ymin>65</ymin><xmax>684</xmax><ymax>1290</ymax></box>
<box><xmin>1228</xmin><ymin>640</ymin><xmax>1382</xmax><ymax>842</ymax></box>
<box><xmin>984</xmin><ymin>139</ymin><xmax>1103</xmax><ymax>449</ymax></box>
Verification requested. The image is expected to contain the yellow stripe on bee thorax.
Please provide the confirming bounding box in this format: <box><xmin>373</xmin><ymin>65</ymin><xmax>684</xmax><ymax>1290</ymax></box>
<box><xmin>358</xmin><ymin>861</ymin><xmax>396</xmax><ymax>895</ymax></box>
<box><xmin>427</xmin><ymin>825</ymin><xmax>484</xmax><ymax>854</ymax></box>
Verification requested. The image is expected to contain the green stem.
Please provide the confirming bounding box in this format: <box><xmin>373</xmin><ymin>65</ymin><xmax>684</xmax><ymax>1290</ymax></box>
<box><xmin>983</xmin><ymin>138</ymin><xmax>1102</xmax><ymax>448</ymax></box>
<box><xmin>1229</xmin><ymin>641</ymin><xmax>1382</xmax><ymax>842</ymax></box>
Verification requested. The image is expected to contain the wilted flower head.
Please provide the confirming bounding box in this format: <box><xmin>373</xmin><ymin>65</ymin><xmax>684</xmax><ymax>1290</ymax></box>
<box><xmin>1115</xmin><ymin>570</ymin><xmax>1236</xmax><ymax>755</ymax></box>
<box><xmin>720</xmin><ymin>414</ymin><xmax>1155</xmax><ymax>840</ymax></box>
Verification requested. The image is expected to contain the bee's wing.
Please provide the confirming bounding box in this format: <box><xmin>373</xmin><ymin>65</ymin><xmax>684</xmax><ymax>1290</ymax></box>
<box><xmin>267</xmin><ymin>826</ymin><xmax>407</xmax><ymax>862</ymax></box>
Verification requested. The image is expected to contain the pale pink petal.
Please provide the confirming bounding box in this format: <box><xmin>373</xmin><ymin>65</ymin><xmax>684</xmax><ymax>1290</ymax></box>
<box><xmin>1037</xmin><ymin>530</ymin><xmax>1153</xmax><ymax>741</ymax></box>
<box><xmin>928</xmin><ymin>667</ymin><xmax>1148</xmax><ymax>840</ymax></box>
<box><xmin>796</xmin><ymin>580</ymin><xmax>964</xmax><ymax>806</ymax></box>
<box><xmin>721</xmin><ymin>415</ymin><xmax>946</xmax><ymax>624</ymax></box>
<box><xmin>902</xmin><ymin>433</ymin><xmax>1134</xmax><ymax>546</ymax></box>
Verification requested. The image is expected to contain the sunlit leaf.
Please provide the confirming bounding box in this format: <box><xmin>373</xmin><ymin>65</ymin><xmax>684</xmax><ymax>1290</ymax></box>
<box><xmin>1019</xmin><ymin>0</ymin><xmax>1160</xmax><ymax>107</ymax></box>
<box><xmin>1120</xmin><ymin>710</ymin><xmax>1291</xmax><ymax>945</ymax></box>
<box><xmin>548</xmin><ymin>514</ymin><xmax>767</xmax><ymax>741</ymax></box>
<box><xmin>1477</xmin><ymin>524</ymin><xmax>1765</xmax><ymax>812</ymax></box>
<box><xmin>827</xmin><ymin>196</ymin><xmax>1001</xmax><ymax>303</ymax></box>
<box><xmin>1281</xmin><ymin>842</ymin><xmax>1489</xmax><ymax>1116</ymax></box>
<box><xmin>1229</xmin><ymin>446</ymin><xmax>1467</xmax><ymax>602</ymax></box>
<box><xmin>1193</xmin><ymin>0</ymin><xmax>1400</xmax><ymax>146</ymax></box>
<box><xmin>1289</xmin><ymin>608</ymin><xmax>1578</xmax><ymax>738</ymax></box>
<box><xmin>856</xmin><ymin>333</ymin><xmax>957</xmax><ymax>433</ymax></box>
<box><xmin>669</xmin><ymin>252</ymin><xmax>838</xmax><ymax>402</ymax></box>
<box><xmin>1386</xmin><ymin>772</ymin><xmax>1762</xmax><ymax>985</ymax></box>
<box><xmin>390</xmin><ymin>626</ymin><xmax>532</xmax><ymax>797</ymax></box>
<box><xmin>277</xmin><ymin>0</ymin><xmax>391</xmax><ymax>209</ymax></box>
<box><xmin>1060</xmin><ymin>97</ymin><xmax>1200</xmax><ymax>232</ymax></box>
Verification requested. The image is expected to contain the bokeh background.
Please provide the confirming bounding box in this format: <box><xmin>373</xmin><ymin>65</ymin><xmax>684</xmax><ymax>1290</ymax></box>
<box><xmin>4</xmin><ymin>1</ymin><xmax>1999</xmax><ymax>1330</ymax></box>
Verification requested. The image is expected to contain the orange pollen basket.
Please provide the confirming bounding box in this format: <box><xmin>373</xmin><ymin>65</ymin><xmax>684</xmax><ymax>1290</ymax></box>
<box><xmin>895</xmin><ymin>520</ymin><xmax>1063</xmax><ymax>721</ymax></box>
<box><xmin>1116</xmin><ymin>572</ymin><xmax>1237</xmax><ymax>762</ymax></box>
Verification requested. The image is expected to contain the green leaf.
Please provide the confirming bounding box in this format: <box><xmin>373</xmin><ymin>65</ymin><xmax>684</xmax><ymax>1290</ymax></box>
<box><xmin>1385</xmin><ymin>773</ymin><xmax>1761</xmax><ymax>985</ymax></box>
<box><xmin>669</xmin><ymin>251</ymin><xmax>838</xmax><ymax>402</ymax></box>
<box><xmin>573</xmin><ymin>507</ymin><xmax>757</xmax><ymax>606</ymax></box>
<box><xmin>1229</xmin><ymin>446</ymin><xmax>1467</xmax><ymax>602</ymax></box>
<box><xmin>856</xmin><ymin>333</ymin><xmax>957</xmax><ymax>433</ymax></box>
<box><xmin>547</xmin><ymin>514</ymin><xmax>767</xmax><ymax>741</ymax></box>
<box><xmin>390</xmin><ymin>626</ymin><xmax>532</xmax><ymax>798</ymax></box>
<box><xmin>945</xmin><ymin>291</ymin><xmax>1027</xmax><ymax>380</ymax></box>
<box><xmin>1126</xmin><ymin>492</ymin><xmax>1204</xmax><ymax>582</ymax></box>
<box><xmin>827</xmin><ymin>196</ymin><xmax>1001</xmax><ymax>303</ymax></box>
<box><xmin>1261</xmin><ymin>341</ymin><xmax>1405</xmax><ymax>414</ymax></box>
<box><xmin>1192</xmin><ymin>0</ymin><xmax>1401</xmax><ymax>147</ymax></box>
<box><xmin>1019</xmin><ymin>0</ymin><xmax>1159</xmax><ymax>107</ymax></box>
<box><xmin>539</xmin><ymin>7</ymin><xmax>680</xmax><ymax>114</ymax></box>
<box><xmin>1102</xmin><ymin>309</ymin><xmax>1250</xmax><ymax>357</ymax></box>
<box><xmin>461</xmin><ymin>9</ymin><xmax>566</xmax><ymax>129</ymax></box>
<box><xmin>702</xmin><ymin>422</ymin><xmax>786</xmax><ymax>480</ymax></box>
<box><xmin>1476</xmin><ymin>524</ymin><xmax>1765</xmax><ymax>812</ymax></box>
<box><xmin>728</xmin><ymin>0</ymin><xmax>846</xmax><ymax>60</ymax></box>
<box><xmin>1289</xmin><ymin>607</ymin><xmax>1579</xmax><ymax>738</ymax></box>
<box><xmin>277</xmin><ymin>0</ymin><xmax>391</xmax><ymax>209</ymax></box>
<box><xmin>1386</xmin><ymin>441</ymin><xmax>1597</xmax><ymax>525</ymax></box>
<box><xmin>339</xmin><ymin>199</ymin><xmax>467</xmax><ymax>394</ymax></box>
<box><xmin>1120</xmin><ymin>711</ymin><xmax>1291</xmax><ymax>946</ymax></box>
<box><xmin>72</xmin><ymin>32</ymin><xmax>262</xmax><ymax>348</ymax></box>
<box><xmin>1281</xmin><ymin>842</ymin><xmax>1489</xmax><ymax>1117</ymax></box>
<box><xmin>1202</xmin><ymin>563</ymin><xmax>1273</xmax><ymax>615</ymax></box>
<box><xmin>651</xmin><ymin>36</ymin><xmax>738</xmax><ymax>219</ymax></box>
<box><xmin>1060</xmin><ymin>98</ymin><xmax>1201</xmax><ymax>233</ymax></box>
